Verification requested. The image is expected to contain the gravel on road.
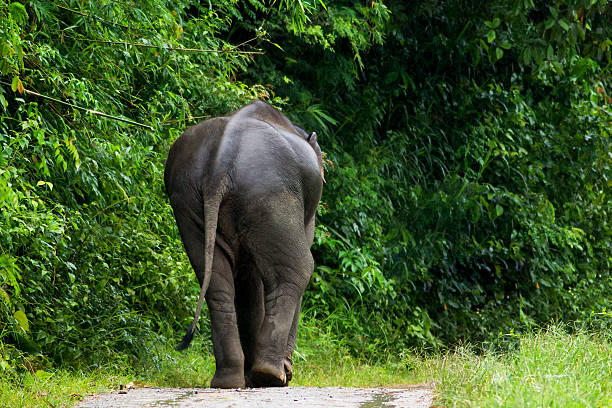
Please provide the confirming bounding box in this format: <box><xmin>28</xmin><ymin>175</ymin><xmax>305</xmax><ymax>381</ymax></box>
<box><xmin>78</xmin><ymin>385</ymin><xmax>433</xmax><ymax>408</ymax></box>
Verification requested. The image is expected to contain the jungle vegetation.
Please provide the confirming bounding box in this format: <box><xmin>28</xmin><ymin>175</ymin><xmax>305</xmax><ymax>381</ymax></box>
<box><xmin>0</xmin><ymin>0</ymin><xmax>610</xmax><ymax>376</ymax></box>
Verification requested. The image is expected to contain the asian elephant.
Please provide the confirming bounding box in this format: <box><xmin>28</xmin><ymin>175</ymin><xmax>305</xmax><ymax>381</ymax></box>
<box><xmin>164</xmin><ymin>100</ymin><xmax>324</xmax><ymax>388</ymax></box>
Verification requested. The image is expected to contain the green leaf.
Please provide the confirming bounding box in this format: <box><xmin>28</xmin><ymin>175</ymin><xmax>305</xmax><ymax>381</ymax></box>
<box><xmin>479</xmin><ymin>39</ymin><xmax>489</xmax><ymax>52</ymax></box>
<box><xmin>487</xmin><ymin>30</ymin><xmax>496</xmax><ymax>43</ymax></box>
<box><xmin>533</xmin><ymin>46</ymin><xmax>544</xmax><ymax>65</ymax></box>
<box><xmin>14</xmin><ymin>44</ymin><xmax>24</xmax><ymax>69</ymax></box>
<box><xmin>495</xmin><ymin>47</ymin><xmax>503</xmax><ymax>60</ymax></box>
<box><xmin>36</xmin><ymin>180</ymin><xmax>53</xmax><ymax>190</ymax></box>
<box><xmin>8</xmin><ymin>2</ymin><xmax>28</xmax><ymax>25</ymax></box>
<box><xmin>0</xmin><ymin>287</ymin><xmax>10</xmax><ymax>306</ymax></box>
<box><xmin>269</xmin><ymin>41</ymin><xmax>284</xmax><ymax>51</ymax></box>
<box><xmin>0</xmin><ymin>43</ymin><xmax>12</xmax><ymax>58</ymax></box>
<box><xmin>496</xmin><ymin>204</ymin><xmax>504</xmax><ymax>217</ymax></box>
<box><xmin>547</xmin><ymin>44</ymin><xmax>554</xmax><ymax>60</ymax></box>
<box><xmin>35</xmin><ymin>370</ymin><xmax>53</xmax><ymax>381</ymax></box>
<box><xmin>14</xmin><ymin>310</ymin><xmax>29</xmax><ymax>332</ymax></box>
<box><xmin>558</xmin><ymin>19</ymin><xmax>570</xmax><ymax>31</ymax></box>
<box><xmin>522</xmin><ymin>47</ymin><xmax>531</xmax><ymax>64</ymax></box>
<box><xmin>485</xmin><ymin>18</ymin><xmax>500</xmax><ymax>29</ymax></box>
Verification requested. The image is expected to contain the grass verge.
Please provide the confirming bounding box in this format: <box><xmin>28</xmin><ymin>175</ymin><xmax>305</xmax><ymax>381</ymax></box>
<box><xmin>420</xmin><ymin>325</ymin><xmax>611</xmax><ymax>407</ymax></box>
<box><xmin>0</xmin><ymin>368</ymin><xmax>133</xmax><ymax>408</ymax></box>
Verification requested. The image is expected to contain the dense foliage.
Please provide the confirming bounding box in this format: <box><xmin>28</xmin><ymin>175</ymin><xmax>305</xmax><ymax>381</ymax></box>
<box><xmin>1</xmin><ymin>0</ymin><xmax>610</xmax><ymax>372</ymax></box>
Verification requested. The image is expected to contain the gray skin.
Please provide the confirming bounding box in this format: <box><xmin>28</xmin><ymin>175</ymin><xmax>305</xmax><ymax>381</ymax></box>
<box><xmin>164</xmin><ymin>100</ymin><xmax>324</xmax><ymax>389</ymax></box>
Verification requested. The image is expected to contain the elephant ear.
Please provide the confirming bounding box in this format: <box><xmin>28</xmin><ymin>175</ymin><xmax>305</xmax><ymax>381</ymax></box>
<box><xmin>307</xmin><ymin>132</ymin><xmax>325</xmax><ymax>184</ymax></box>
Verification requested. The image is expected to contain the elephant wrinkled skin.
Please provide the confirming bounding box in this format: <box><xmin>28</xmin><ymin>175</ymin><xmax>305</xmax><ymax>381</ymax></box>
<box><xmin>164</xmin><ymin>101</ymin><xmax>324</xmax><ymax>388</ymax></box>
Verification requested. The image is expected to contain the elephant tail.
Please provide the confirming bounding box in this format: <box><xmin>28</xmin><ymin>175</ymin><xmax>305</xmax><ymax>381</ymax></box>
<box><xmin>175</xmin><ymin>179</ymin><xmax>227</xmax><ymax>351</ymax></box>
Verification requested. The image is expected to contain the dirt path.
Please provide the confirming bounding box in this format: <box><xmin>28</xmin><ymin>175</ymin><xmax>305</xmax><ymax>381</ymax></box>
<box><xmin>78</xmin><ymin>386</ymin><xmax>433</xmax><ymax>407</ymax></box>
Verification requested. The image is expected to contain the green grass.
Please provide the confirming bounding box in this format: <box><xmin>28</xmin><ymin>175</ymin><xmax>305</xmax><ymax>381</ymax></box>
<box><xmin>292</xmin><ymin>322</ymin><xmax>421</xmax><ymax>387</ymax></box>
<box><xmin>0</xmin><ymin>368</ymin><xmax>133</xmax><ymax>408</ymax></box>
<box><xmin>420</xmin><ymin>325</ymin><xmax>612</xmax><ymax>407</ymax></box>
<box><xmin>1</xmin><ymin>324</ymin><xmax>610</xmax><ymax>407</ymax></box>
<box><xmin>295</xmin><ymin>321</ymin><xmax>612</xmax><ymax>408</ymax></box>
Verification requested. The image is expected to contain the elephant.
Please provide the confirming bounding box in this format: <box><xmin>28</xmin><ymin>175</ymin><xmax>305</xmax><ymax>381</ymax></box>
<box><xmin>164</xmin><ymin>100</ymin><xmax>324</xmax><ymax>388</ymax></box>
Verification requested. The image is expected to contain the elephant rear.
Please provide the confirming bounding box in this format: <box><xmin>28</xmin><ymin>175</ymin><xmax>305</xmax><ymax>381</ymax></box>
<box><xmin>164</xmin><ymin>100</ymin><xmax>324</xmax><ymax>388</ymax></box>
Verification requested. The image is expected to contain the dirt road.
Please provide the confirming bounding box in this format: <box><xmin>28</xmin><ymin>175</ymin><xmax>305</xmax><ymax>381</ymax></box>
<box><xmin>78</xmin><ymin>386</ymin><xmax>433</xmax><ymax>407</ymax></box>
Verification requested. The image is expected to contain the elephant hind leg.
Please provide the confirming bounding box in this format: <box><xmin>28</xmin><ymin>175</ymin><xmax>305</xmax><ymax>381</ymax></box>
<box><xmin>169</xmin><ymin>196</ymin><xmax>244</xmax><ymax>388</ymax></box>
<box><xmin>283</xmin><ymin>298</ymin><xmax>301</xmax><ymax>383</ymax></box>
<box><xmin>248</xmin><ymin>263</ymin><xmax>312</xmax><ymax>388</ymax></box>
<box><xmin>207</xmin><ymin>245</ymin><xmax>245</xmax><ymax>388</ymax></box>
<box><xmin>245</xmin><ymin>213</ymin><xmax>314</xmax><ymax>386</ymax></box>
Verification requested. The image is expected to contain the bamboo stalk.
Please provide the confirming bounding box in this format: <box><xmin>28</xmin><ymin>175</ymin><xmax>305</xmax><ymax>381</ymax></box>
<box><xmin>55</xmin><ymin>4</ymin><xmax>130</xmax><ymax>29</ymax></box>
<box><xmin>160</xmin><ymin>115</ymin><xmax>211</xmax><ymax>125</ymax></box>
<box><xmin>0</xmin><ymin>80</ymin><xmax>153</xmax><ymax>130</ymax></box>
<box><xmin>62</xmin><ymin>35</ymin><xmax>265</xmax><ymax>55</ymax></box>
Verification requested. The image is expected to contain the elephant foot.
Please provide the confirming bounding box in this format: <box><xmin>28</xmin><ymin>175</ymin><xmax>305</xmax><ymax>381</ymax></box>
<box><xmin>283</xmin><ymin>356</ymin><xmax>293</xmax><ymax>383</ymax></box>
<box><xmin>210</xmin><ymin>368</ymin><xmax>246</xmax><ymax>389</ymax></box>
<box><xmin>250</xmin><ymin>361</ymin><xmax>286</xmax><ymax>387</ymax></box>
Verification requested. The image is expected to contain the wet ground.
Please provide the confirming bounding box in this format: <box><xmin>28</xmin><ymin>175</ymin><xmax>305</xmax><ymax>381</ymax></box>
<box><xmin>78</xmin><ymin>385</ymin><xmax>433</xmax><ymax>407</ymax></box>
